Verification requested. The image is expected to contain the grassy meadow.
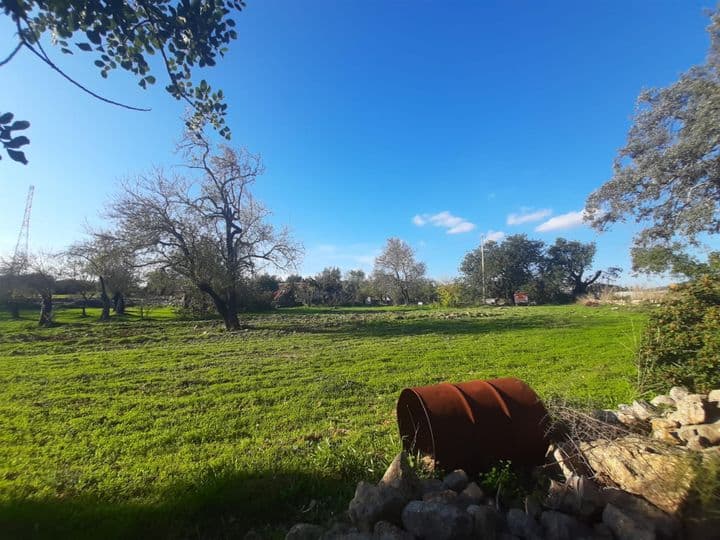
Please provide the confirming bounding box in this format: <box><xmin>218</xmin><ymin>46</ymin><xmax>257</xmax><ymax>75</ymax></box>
<box><xmin>0</xmin><ymin>304</ymin><xmax>648</xmax><ymax>538</ymax></box>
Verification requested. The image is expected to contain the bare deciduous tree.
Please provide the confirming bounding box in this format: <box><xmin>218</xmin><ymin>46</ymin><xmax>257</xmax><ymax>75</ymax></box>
<box><xmin>67</xmin><ymin>234</ymin><xmax>135</xmax><ymax>321</ymax></box>
<box><xmin>108</xmin><ymin>127</ymin><xmax>301</xmax><ymax>330</ymax></box>
<box><xmin>373</xmin><ymin>238</ymin><xmax>426</xmax><ymax>305</ymax></box>
<box><xmin>25</xmin><ymin>254</ymin><xmax>59</xmax><ymax>327</ymax></box>
<box><xmin>62</xmin><ymin>256</ymin><xmax>96</xmax><ymax>317</ymax></box>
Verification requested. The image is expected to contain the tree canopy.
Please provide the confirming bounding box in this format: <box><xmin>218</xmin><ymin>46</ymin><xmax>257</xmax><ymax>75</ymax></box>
<box><xmin>585</xmin><ymin>8</ymin><xmax>720</xmax><ymax>275</ymax></box>
<box><xmin>373</xmin><ymin>238</ymin><xmax>427</xmax><ymax>304</ymax></box>
<box><xmin>461</xmin><ymin>234</ymin><xmax>545</xmax><ymax>303</ymax></box>
<box><xmin>108</xmin><ymin>125</ymin><xmax>300</xmax><ymax>330</ymax></box>
<box><xmin>546</xmin><ymin>238</ymin><xmax>602</xmax><ymax>298</ymax></box>
<box><xmin>460</xmin><ymin>235</ymin><xmax>611</xmax><ymax>303</ymax></box>
<box><xmin>1</xmin><ymin>0</ymin><xmax>244</xmax><ymax>164</ymax></box>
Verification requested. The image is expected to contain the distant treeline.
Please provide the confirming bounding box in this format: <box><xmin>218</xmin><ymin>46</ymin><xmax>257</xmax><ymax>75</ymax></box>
<box><xmin>1</xmin><ymin>234</ymin><xmax>624</xmax><ymax>326</ymax></box>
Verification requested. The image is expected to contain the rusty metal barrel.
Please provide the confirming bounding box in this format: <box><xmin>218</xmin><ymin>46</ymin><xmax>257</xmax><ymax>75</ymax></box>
<box><xmin>396</xmin><ymin>377</ymin><xmax>549</xmax><ymax>473</ymax></box>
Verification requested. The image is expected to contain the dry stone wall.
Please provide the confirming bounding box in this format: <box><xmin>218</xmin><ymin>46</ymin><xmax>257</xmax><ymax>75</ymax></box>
<box><xmin>283</xmin><ymin>387</ymin><xmax>720</xmax><ymax>540</ymax></box>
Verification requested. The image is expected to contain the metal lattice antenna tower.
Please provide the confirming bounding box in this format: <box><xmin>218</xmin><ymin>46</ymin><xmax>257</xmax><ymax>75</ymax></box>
<box><xmin>11</xmin><ymin>185</ymin><xmax>34</xmax><ymax>271</ymax></box>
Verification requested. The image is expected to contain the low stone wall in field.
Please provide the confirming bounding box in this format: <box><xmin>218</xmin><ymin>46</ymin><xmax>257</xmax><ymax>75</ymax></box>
<box><xmin>284</xmin><ymin>387</ymin><xmax>720</xmax><ymax>540</ymax></box>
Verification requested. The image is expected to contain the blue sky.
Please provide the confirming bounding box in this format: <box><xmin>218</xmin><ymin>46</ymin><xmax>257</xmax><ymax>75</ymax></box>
<box><xmin>0</xmin><ymin>1</ymin><xmax>716</xmax><ymax>284</ymax></box>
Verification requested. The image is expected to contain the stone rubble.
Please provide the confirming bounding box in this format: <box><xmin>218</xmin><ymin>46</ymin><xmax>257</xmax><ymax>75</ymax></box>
<box><xmin>285</xmin><ymin>386</ymin><xmax>720</xmax><ymax>540</ymax></box>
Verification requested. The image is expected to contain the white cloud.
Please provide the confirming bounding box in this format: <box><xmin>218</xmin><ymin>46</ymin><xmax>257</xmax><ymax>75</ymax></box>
<box><xmin>483</xmin><ymin>230</ymin><xmax>506</xmax><ymax>243</ymax></box>
<box><xmin>448</xmin><ymin>221</ymin><xmax>475</xmax><ymax>234</ymax></box>
<box><xmin>535</xmin><ymin>210</ymin><xmax>587</xmax><ymax>232</ymax></box>
<box><xmin>412</xmin><ymin>211</ymin><xmax>476</xmax><ymax>234</ymax></box>
<box><xmin>506</xmin><ymin>208</ymin><xmax>552</xmax><ymax>226</ymax></box>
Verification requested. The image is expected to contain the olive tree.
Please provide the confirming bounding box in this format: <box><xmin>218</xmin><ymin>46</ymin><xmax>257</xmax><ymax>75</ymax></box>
<box><xmin>545</xmin><ymin>238</ymin><xmax>602</xmax><ymax>298</ymax></box>
<box><xmin>586</xmin><ymin>8</ymin><xmax>720</xmax><ymax>274</ymax></box>
<box><xmin>62</xmin><ymin>256</ymin><xmax>96</xmax><ymax>317</ymax></box>
<box><xmin>0</xmin><ymin>253</ymin><xmax>59</xmax><ymax>325</ymax></box>
<box><xmin>109</xmin><ymin>126</ymin><xmax>301</xmax><ymax>330</ymax></box>
<box><xmin>25</xmin><ymin>255</ymin><xmax>59</xmax><ymax>326</ymax></box>
<box><xmin>68</xmin><ymin>233</ymin><xmax>136</xmax><ymax>321</ymax></box>
<box><xmin>461</xmin><ymin>234</ymin><xmax>545</xmax><ymax>303</ymax></box>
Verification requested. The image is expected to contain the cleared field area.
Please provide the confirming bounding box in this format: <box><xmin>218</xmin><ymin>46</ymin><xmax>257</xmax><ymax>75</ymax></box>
<box><xmin>0</xmin><ymin>305</ymin><xmax>647</xmax><ymax>538</ymax></box>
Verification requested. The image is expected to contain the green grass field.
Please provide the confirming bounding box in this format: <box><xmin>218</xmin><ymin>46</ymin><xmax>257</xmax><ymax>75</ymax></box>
<box><xmin>0</xmin><ymin>304</ymin><xmax>647</xmax><ymax>538</ymax></box>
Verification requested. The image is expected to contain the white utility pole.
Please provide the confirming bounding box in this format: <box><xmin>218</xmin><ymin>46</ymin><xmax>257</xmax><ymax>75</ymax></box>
<box><xmin>480</xmin><ymin>234</ymin><xmax>486</xmax><ymax>304</ymax></box>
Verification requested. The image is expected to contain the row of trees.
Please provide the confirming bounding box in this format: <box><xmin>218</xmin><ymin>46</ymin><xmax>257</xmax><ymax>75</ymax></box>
<box><xmin>1</xmin><ymin>227</ymin><xmax>616</xmax><ymax>328</ymax></box>
<box><xmin>461</xmin><ymin>235</ymin><xmax>619</xmax><ymax>304</ymax></box>
<box><xmin>4</xmin><ymin>232</ymin><xmax>616</xmax><ymax>330</ymax></box>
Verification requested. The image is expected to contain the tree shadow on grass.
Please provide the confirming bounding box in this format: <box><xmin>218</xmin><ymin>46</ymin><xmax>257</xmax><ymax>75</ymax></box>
<box><xmin>0</xmin><ymin>469</ymin><xmax>353</xmax><ymax>539</ymax></box>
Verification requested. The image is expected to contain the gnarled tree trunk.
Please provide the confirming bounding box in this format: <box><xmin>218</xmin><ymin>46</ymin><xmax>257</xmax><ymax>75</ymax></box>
<box><xmin>38</xmin><ymin>293</ymin><xmax>52</xmax><ymax>327</ymax></box>
<box><xmin>114</xmin><ymin>293</ymin><xmax>126</xmax><ymax>315</ymax></box>
<box><xmin>572</xmin><ymin>270</ymin><xmax>603</xmax><ymax>298</ymax></box>
<box><xmin>199</xmin><ymin>283</ymin><xmax>241</xmax><ymax>331</ymax></box>
<box><xmin>8</xmin><ymin>299</ymin><xmax>20</xmax><ymax>319</ymax></box>
<box><xmin>99</xmin><ymin>276</ymin><xmax>111</xmax><ymax>321</ymax></box>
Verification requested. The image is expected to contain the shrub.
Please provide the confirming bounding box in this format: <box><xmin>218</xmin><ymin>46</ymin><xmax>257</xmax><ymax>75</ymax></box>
<box><xmin>436</xmin><ymin>282</ymin><xmax>463</xmax><ymax>307</ymax></box>
<box><xmin>174</xmin><ymin>288</ymin><xmax>215</xmax><ymax>319</ymax></box>
<box><xmin>638</xmin><ymin>273</ymin><xmax>720</xmax><ymax>393</ymax></box>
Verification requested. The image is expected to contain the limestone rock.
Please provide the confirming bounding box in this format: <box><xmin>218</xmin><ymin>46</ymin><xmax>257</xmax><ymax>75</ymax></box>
<box><xmin>442</xmin><ymin>469</ymin><xmax>469</xmax><ymax>492</ymax></box>
<box><xmin>650</xmin><ymin>417</ymin><xmax>679</xmax><ymax>430</ymax></box>
<box><xmin>380</xmin><ymin>452</ymin><xmax>421</xmax><ymax>500</ymax></box>
<box><xmin>686</xmin><ymin>435</ymin><xmax>711</xmax><ymax>451</ymax></box>
<box><xmin>401</xmin><ymin>501</ymin><xmax>473</xmax><ymax>540</ymax></box>
<box><xmin>616</xmin><ymin>404</ymin><xmax>645</xmax><ymax>427</ymax></box>
<box><xmin>651</xmin><ymin>428</ymin><xmax>681</xmax><ymax>445</ymax></box>
<box><xmin>506</xmin><ymin>508</ymin><xmax>543</xmax><ymax>540</ymax></box>
<box><xmin>460</xmin><ymin>482</ymin><xmax>484</xmax><ymax>505</ymax></box>
<box><xmin>372</xmin><ymin>521</ymin><xmax>414</xmax><ymax>540</ymax></box>
<box><xmin>670</xmin><ymin>394</ymin><xmax>708</xmax><ymax>425</ymax></box>
<box><xmin>544</xmin><ymin>475</ymin><xmax>604</xmax><ymax>519</ymax></box>
<box><xmin>602</xmin><ymin>504</ymin><xmax>655</xmax><ymax>540</ymax></box>
<box><xmin>287</xmin><ymin>523</ymin><xmax>325</xmax><ymax>540</ymax></box>
<box><xmin>650</xmin><ymin>395</ymin><xmax>676</xmax><ymax>408</ymax></box>
<box><xmin>601</xmin><ymin>488</ymin><xmax>680</xmax><ymax>539</ymax></box>
<box><xmin>708</xmin><ymin>389</ymin><xmax>720</xmax><ymax>403</ymax></box>
<box><xmin>422</xmin><ymin>489</ymin><xmax>458</xmax><ymax>505</ymax></box>
<box><xmin>322</xmin><ymin>523</ymin><xmax>373</xmax><ymax>540</ymax></box>
<box><xmin>467</xmin><ymin>504</ymin><xmax>499</xmax><ymax>540</ymax></box>
<box><xmin>579</xmin><ymin>435</ymin><xmax>695</xmax><ymax>514</ymax></box>
<box><xmin>540</xmin><ymin>510</ymin><xmax>593</xmax><ymax>540</ymax></box>
<box><xmin>631</xmin><ymin>400</ymin><xmax>660</xmax><ymax>421</ymax></box>
<box><xmin>678</xmin><ymin>423</ymin><xmax>720</xmax><ymax>446</ymax></box>
<box><xmin>419</xmin><ymin>478</ymin><xmax>444</xmax><ymax>496</ymax></box>
<box><xmin>650</xmin><ymin>417</ymin><xmax>681</xmax><ymax>444</ymax></box>
<box><xmin>348</xmin><ymin>482</ymin><xmax>406</xmax><ymax>532</ymax></box>
<box><xmin>669</xmin><ymin>386</ymin><xmax>689</xmax><ymax>402</ymax></box>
